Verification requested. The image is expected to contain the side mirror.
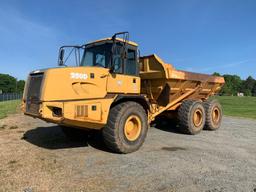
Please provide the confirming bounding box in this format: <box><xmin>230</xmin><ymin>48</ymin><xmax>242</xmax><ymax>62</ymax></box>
<box><xmin>59</xmin><ymin>48</ymin><xmax>65</xmax><ymax>66</ymax></box>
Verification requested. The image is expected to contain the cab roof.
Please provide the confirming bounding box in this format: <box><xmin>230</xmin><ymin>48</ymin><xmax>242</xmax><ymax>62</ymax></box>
<box><xmin>85</xmin><ymin>37</ymin><xmax>138</xmax><ymax>47</ymax></box>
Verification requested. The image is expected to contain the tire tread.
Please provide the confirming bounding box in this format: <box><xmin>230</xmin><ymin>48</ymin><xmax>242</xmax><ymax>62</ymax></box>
<box><xmin>103</xmin><ymin>101</ymin><xmax>148</xmax><ymax>153</ymax></box>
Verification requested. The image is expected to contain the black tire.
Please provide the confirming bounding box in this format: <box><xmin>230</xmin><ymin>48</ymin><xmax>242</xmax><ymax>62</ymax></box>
<box><xmin>61</xmin><ymin>126</ymin><xmax>89</xmax><ymax>141</ymax></box>
<box><xmin>203</xmin><ymin>99</ymin><xmax>223</xmax><ymax>130</ymax></box>
<box><xmin>102</xmin><ymin>101</ymin><xmax>148</xmax><ymax>154</ymax></box>
<box><xmin>178</xmin><ymin>100</ymin><xmax>206</xmax><ymax>135</ymax></box>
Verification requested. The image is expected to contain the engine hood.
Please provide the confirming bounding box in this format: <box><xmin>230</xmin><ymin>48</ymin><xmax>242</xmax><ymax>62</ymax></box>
<box><xmin>40</xmin><ymin>66</ymin><xmax>109</xmax><ymax>101</ymax></box>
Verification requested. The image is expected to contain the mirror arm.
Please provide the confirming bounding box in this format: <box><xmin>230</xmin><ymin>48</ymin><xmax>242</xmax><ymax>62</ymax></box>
<box><xmin>58</xmin><ymin>48</ymin><xmax>65</xmax><ymax>66</ymax></box>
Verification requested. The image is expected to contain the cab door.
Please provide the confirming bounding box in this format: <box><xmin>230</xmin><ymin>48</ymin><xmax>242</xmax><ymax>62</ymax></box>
<box><xmin>107</xmin><ymin>48</ymin><xmax>140</xmax><ymax>94</ymax></box>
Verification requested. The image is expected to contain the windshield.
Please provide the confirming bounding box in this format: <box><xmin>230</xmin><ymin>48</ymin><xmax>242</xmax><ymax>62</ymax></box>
<box><xmin>80</xmin><ymin>43</ymin><xmax>112</xmax><ymax>68</ymax></box>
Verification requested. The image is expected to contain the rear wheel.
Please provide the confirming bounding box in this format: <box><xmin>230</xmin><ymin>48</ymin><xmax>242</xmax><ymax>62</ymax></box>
<box><xmin>178</xmin><ymin>100</ymin><xmax>206</xmax><ymax>135</ymax></box>
<box><xmin>61</xmin><ymin>126</ymin><xmax>89</xmax><ymax>141</ymax></box>
<box><xmin>103</xmin><ymin>101</ymin><xmax>148</xmax><ymax>153</ymax></box>
<box><xmin>203</xmin><ymin>99</ymin><xmax>222</xmax><ymax>130</ymax></box>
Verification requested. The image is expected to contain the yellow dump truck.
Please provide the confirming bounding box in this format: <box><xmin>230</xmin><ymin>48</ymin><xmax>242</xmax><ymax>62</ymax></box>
<box><xmin>22</xmin><ymin>32</ymin><xmax>225</xmax><ymax>153</ymax></box>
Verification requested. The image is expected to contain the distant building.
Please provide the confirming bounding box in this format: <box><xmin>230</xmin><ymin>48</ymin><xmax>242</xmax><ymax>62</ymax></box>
<box><xmin>237</xmin><ymin>92</ymin><xmax>244</xmax><ymax>97</ymax></box>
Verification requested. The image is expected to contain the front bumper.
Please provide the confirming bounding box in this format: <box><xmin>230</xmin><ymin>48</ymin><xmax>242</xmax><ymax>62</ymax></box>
<box><xmin>23</xmin><ymin>98</ymin><xmax>113</xmax><ymax>129</ymax></box>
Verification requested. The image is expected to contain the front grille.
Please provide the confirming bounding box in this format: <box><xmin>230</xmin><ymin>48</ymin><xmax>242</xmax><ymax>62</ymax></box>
<box><xmin>26</xmin><ymin>73</ymin><xmax>44</xmax><ymax>114</ymax></box>
<box><xmin>75</xmin><ymin>105</ymin><xmax>88</xmax><ymax>118</ymax></box>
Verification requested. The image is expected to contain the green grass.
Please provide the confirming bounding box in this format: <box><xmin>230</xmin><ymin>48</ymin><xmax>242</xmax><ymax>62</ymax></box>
<box><xmin>0</xmin><ymin>97</ymin><xmax>256</xmax><ymax>120</ymax></box>
<box><xmin>0</xmin><ymin>100</ymin><xmax>21</xmax><ymax>119</ymax></box>
<box><xmin>214</xmin><ymin>96</ymin><xmax>256</xmax><ymax>119</ymax></box>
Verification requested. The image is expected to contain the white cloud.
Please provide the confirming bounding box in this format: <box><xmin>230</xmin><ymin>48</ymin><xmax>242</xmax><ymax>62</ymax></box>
<box><xmin>0</xmin><ymin>6</ymin><xmax>57</xmax><ymax>46</ymax></box>
<box><xmin>199</xmin><ymin>60</ymin><xmax>250</xmax><ymax>72</ymax></box>
<box><xmin>0</xmin><ymin>6</ymin><xmax>59</xmax><ymax>79</ymax></box>
<box><xmin>184</xmin><ymin>60</ymin><xmax>251</xmax><ymax>74</ymax></box>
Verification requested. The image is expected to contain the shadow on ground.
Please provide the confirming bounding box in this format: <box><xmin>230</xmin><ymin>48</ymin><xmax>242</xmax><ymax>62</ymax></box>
<box><xmin>151</xmin><ymin>118</ymin><xmax>181</xmax><ymax>134</ymax></box>
<box><xmin>23</xmin><ymin>126</ymin><xmax>113</xmax><ymax>153</ymax></box>
<box><xmin>23</xmin><ymin>118</ymin><xmax>184</xmax><ymax>153</ymax></box>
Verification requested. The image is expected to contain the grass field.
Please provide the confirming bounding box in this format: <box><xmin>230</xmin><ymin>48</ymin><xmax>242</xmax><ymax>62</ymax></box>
<box><xmin>0</xmin><ymin>100</ymin><xmax>21</xmax><ymax>119</ymax></box>
<box><xmin>0</xmin><ymin>97</ymin><xmax>255</xmax><ymax>120</ymax></box>
<box><xmin>215</xmin><ymin>96</ymin><xmax>256</xmax><ymax>119</ymax></box>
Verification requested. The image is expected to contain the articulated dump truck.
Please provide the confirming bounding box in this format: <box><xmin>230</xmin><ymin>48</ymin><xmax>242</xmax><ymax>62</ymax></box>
<box><xmin>22</xmin><ymin>32</ymin><xmax>225</xmax><ymax>153</ymax></box>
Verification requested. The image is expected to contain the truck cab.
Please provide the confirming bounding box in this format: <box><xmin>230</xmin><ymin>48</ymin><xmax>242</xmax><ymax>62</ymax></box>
<box><xmin>22</xmin><ymin>32</ymin><xmax>147</xmax><ymax>130</ymax></box>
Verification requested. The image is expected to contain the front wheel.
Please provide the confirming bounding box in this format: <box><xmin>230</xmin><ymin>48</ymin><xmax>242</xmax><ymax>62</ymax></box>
<box><xmin>103</xmin><ymin>102</ymin><xmax>148</xmax><ymax>153</ymax></box>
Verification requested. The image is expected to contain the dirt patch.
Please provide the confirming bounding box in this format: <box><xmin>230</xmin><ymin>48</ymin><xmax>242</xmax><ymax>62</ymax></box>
<box><xmin>9</xmin><ymin>125</ymin><xmax>18</xmax><ymax>129</ymax></box>
<box><xmin>8</xmin><ymin>160</ymin><xmax>17</xmax><ymax>164</ymax></box>
<box><xmin>0</xmin><ymin>113</ymin><xmax>256</xmax><ymax>192</ymax></box>
<box><xmin>0</xmin><ymin>124</ymin><xmax>7</xmax><ymax>130</ymax></box>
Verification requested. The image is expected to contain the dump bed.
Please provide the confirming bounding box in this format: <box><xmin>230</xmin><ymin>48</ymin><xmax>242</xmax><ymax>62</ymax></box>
<box><xmin>139</xmin><ymin>54</ymin><xmax>225</xmax><ymax>113</ymax></box>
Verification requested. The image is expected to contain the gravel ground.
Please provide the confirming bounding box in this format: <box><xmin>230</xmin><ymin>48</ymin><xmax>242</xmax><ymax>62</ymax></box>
<box><xmin>0</xmin><ymin>113</ymin><xmax>255</xmax><ymax>192</ymax></box>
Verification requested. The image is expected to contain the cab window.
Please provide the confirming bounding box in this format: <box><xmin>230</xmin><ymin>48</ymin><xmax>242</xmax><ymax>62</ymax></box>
<box><xmin>126</xmin><ymin>49</ymin><xmax>137</xmax><ymax>76</ymax></box>
<box><xmin>80</xmin><ymin>44</ymin><xmax>111</xmax><ymax>68</ymax></box>
<box><xmin>95</xmin><ymin>53</ymin><xmax>106</xmax><ymax>67</ymax></box>
<box><xmin>111</xmin><ymin>45</ymin><xmax>122</xmax><ymax>73</ymax></box>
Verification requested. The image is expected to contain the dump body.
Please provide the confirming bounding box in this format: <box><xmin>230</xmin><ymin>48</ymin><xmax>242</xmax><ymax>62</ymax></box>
<box><xmin>139</xmin><ymin>54</ymin><xmax>225</xmax><ymax>119</ymax></box>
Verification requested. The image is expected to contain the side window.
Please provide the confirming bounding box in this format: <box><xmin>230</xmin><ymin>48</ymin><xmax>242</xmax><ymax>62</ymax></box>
<box><xmin>112</xmin><ymin>46</ymin><xmax>123</xmax><ymax>73</ymax></box>
<box><xmin>112</xmin><ymin>55</ymin><xmax>122</xmax><ymax>73</ymax></box>
<box><xmin>95</xmin><ymin>53</ymin><xmax>105</xmax><ymax>67</ymax></box>
<box><xmin>84</xmin><ymin>52</ymin><xmax>93</xmax><ymax>66</ymax></box>
<box><xmin>126</xmin><ymin>49</ymin><xmax>137</xmax><ymax>76</ymax></box>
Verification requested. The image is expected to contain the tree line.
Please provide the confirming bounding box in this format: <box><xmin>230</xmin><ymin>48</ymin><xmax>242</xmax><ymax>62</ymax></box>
<box><xmin>0</xmin><ymin>72</ymin><xmax>255</xmax><ymax>96</ymax></box>
<box><xmin>0</xmin><ymin>74</ymin><xmax>25</xmax><ymax>93</ymax></box>
<box><xmin>213</xmin><ymin>72</ymin><xmax>256</xmax><ymax>96</ymax></box>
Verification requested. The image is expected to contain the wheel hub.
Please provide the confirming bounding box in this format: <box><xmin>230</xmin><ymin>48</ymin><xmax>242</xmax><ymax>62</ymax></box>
<box><xmin>124</xmin><ymin>115</ymin><xmax>142</xmax><ymax>141</ymax></box>
<box><xmin>212</xmin><ymin>107</ymin><xmax>220</xmax><ymax>124</ymax></box>
<box><xmin>193</xmin><ymin>109</ymin><xmax>203</xmax><ymax>127</ymax></box>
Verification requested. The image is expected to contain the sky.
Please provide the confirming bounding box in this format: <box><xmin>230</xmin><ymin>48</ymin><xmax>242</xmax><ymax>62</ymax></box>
<box><xmin>0</xmin><ymin>0</ymin><xmax>256</xmax><ymax>80</ymax></box>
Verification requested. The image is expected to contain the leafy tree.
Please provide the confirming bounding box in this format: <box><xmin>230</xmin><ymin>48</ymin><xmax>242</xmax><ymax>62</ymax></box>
<box><xmin>220</xmin><ymin>84</ymin><xmax>233</xmax><ymax>95</ymax></box>
<box><xmin>212</xmin><ymin>72</ymin><xmax>221</xmax><ymax>76</ymax></box>
<box><xmin>0</xmin><ymin>74</ymin><xmax>25</xmax><ymax>93</ymax></box>
<box><xmin>0</xmin><ymin>74</ymin><xmax>16</xmax><ymax>93</ymax></box>
<box><xmin>17</xmin><ymin>80</ymin><xmax>25</xmax><ymax>93</ymax></box>
<box><xmin>220</xmin><ymin>74</ymin><xmax>242</xmax><ymax>96</ymax></box>
<box><xmin>231</xmin><ymin>75</ymin><xmax>242</xmax><ymax>93</ymax></box>
<box><xmin>252</xmin><ymin>82</ymin><xmax>256</xmax><ymax>96</ymax></box>
<box><xmin>243</xmin><ymin>89</ymin><xmax>252</xmax><ymax>96</ymax></box>
<box><xmin>240</xmin><ymin>76</ymin><xmax>255</xmax><ymax>96</ymax></box>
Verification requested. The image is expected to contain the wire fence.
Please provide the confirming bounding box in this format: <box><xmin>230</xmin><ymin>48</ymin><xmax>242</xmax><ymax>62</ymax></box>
<box><xmin>0</xmin><ymin>93</ymin><xmax>23</xmax><ymax>102</ymax></box>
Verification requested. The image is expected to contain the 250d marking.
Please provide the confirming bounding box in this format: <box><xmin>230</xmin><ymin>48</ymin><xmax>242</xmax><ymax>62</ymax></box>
<box><xmin>70</xmin><ymin>72</ymin><xmax>88</xmax><ymax>80</ymax></box>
